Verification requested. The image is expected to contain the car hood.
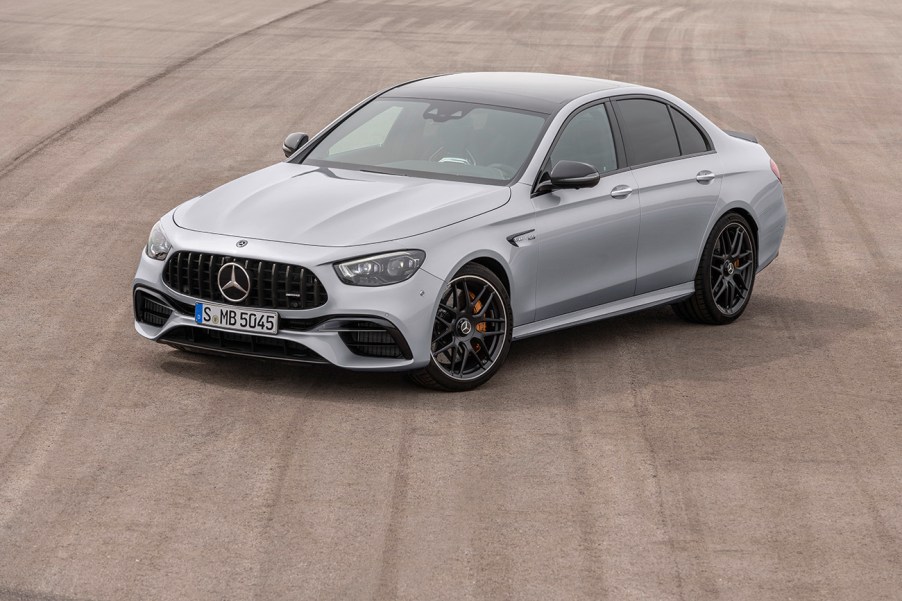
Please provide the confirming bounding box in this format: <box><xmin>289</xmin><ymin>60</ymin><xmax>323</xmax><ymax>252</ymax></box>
<box><xmin>173</xmin><ymin>163</ymin><xmax>511</xmax><ymax>247</ymax></box>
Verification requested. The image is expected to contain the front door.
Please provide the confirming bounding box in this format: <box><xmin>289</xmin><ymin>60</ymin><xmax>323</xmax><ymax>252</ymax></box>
<box><xmin>532</xmin><ymin>103</ymin><xmax>640</xmax><ymax>321</ymax></box>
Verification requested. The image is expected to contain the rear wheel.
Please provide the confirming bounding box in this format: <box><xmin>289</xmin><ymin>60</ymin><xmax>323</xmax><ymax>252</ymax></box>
<box><xmin>409</xmin><ymin>263</ymin><xmax>512</xmax><ymax>391</ymax></box>
<box><xmin>673</xmin><ymin>213</ymin><xmax>757</xmax><ymax>325</ymax></box>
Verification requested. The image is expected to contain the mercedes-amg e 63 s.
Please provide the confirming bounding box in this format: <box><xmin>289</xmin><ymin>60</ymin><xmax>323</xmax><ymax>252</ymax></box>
<box><xmin>134</xmin><ymin>72</ymin><xmax>786</xmax><ymax>391</ymax></box>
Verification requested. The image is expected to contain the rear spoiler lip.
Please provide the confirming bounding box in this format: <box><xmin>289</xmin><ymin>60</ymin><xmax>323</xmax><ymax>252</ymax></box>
<box><xmin>724</xmin><ymin>130</ymin><xmax>759</xmax><ymax>144</ymax></box>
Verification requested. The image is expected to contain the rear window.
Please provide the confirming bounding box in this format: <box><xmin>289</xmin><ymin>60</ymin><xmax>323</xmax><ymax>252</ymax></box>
<box><xmin>670</xmin><ymin>107</ymin><xmax>709</xmax><ymax>155</ymax></box>
<box><xmin>615</xmin><ymin>98</ymin><xmax>680</xmax><ymax>166</ymax></box>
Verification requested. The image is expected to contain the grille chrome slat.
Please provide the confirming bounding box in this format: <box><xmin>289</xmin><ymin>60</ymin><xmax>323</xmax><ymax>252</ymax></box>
<box><xmin>186</xmin><ymin>252</ymin><xmax>193</xmax><ymax>295</ymax></box>
<box><xmin>270</xmin><ymin>263</ymin><xmax>277</xmax><ymax>309</ymax></box>
<box><xmin>285</xmin><ymin>265</ymin><xmax>291</xmax><ymax>301</ymax></box>
<box><xmin>257</xmin><ymin>261</ymin><xmax>264</xmax><ymax>307</ymax></box>
<box><xmin>207</xmin><ymin>254</ymin><xmax>215</xmax><ymax>300</ymax></box>
<box><xmin>175</xmin><ymin>252</ymin><xmax>183</xmax><ymax>293</ymax></box>
<box><xmin>162</xmin><ymin>251</ymin><xmax>327</xmax><ymax>310</ymax></box>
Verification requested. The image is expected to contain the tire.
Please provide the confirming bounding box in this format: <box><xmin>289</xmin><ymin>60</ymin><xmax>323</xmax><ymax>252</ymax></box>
<box><xmin>673</xmin><ymin>212</ymin><xmax>757</xmax><ymax>325</ymax></box>
<box><xmin>409</xmin><ymin>263</ymin><xmax>513</xmax><ymax>391</ymax></box>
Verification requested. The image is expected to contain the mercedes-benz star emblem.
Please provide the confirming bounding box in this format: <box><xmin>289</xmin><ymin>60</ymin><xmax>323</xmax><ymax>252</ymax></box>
<box><xmin>458</xmin><ymin>319</ymin><xmax>472</xmax><ymax>336</ymax></box>
<box><xmin>218</xmin><ymin>262</ymin><xmax>251</xmax><ymax>303</ymax></box>
<box><xmin>236</xmin><ymin>240</ymin><xmax>248</xmax><ymax>248</ymax></box>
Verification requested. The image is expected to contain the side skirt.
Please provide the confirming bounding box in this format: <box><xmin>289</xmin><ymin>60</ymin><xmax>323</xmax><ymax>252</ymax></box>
<box><xmin>512</xmin><ymin>282</ymin><xmax>694</xmax><ymax>340</ymax></box>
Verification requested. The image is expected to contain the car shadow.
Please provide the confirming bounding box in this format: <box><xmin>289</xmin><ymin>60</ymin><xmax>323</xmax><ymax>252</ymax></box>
<box><xmin>157</xmin><ymin>293</ymin><xmax>876</xmax><ymax>404</ymax></box>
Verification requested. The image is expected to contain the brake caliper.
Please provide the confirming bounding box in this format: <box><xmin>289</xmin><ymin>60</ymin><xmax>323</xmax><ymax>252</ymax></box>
<box><xmin>471</xmin><ymin>293</ymin><xmax>487</xmax><ymax>333</ymax></box>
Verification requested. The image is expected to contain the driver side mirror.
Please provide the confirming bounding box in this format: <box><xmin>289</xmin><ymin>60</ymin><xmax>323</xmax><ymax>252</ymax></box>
<box><xmin>535</xmin><ymin>160</ymin><xmax>601</xmax><ymax>194</ymax></box>
<box><xmin>548</xmin><ymin>160</ymin><xmax>600</xmax><ymax>190</ymax></box>
<box><xmin>282</xmin><ymin>132</ymin><xmax>309</xmax><ymax>157</ymax></box>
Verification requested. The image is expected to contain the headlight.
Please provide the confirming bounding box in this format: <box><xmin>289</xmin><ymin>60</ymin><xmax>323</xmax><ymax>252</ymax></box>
<box><xmin>145</xmin><ymin>221</ymin><xmax>172</xmax><ymax>260</ymax></box>
<box><xmin>335</xmin><ymin>250</ymin><xmax>425</xmax><ymax>286</ymax></box>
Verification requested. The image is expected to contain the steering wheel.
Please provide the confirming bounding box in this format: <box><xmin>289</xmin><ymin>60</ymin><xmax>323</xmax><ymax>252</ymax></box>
<box><xmin>488</xmin><ymin>163</ymin><xmax>516</xmax><ymax>179</ymax></box>
<box><xmin>430</xmin><ymin>147</ymin><xmax>477</xmax><ymax>166</ymax></box>
<box><xmin>438</xmin><ymin>157</ymin><xmax>473</xmax><ymax>166</ymax></box>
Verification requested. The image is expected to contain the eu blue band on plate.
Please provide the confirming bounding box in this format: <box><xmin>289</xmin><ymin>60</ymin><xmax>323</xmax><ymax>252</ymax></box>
<box><xmin>195</xmin><ymin>303</ymin><xmax>203</xmax><ymax>324</ymax></box>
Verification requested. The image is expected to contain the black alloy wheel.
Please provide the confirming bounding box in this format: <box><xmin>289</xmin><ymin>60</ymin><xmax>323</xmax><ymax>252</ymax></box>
<box><xmin>673</xmin><ymin>213</ymin><xmax>757</xmax><ymax>325</ymax></box>
<box><xmin>410</xmin><ymin>263</ymin><xmax>512</xmax><ymax>391</ymax></box>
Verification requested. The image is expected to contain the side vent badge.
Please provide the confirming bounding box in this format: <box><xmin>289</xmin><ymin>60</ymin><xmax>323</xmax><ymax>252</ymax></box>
<box><xmin>507</xmin><ymin>230</ymin><xmax>536</xmax><ymax>248</ymax></box>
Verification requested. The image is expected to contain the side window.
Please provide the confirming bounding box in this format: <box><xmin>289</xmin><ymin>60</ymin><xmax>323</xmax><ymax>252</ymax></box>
<box><xmin>670</xmin><ymin>107</ymin><xmax>709</xmax><ymax>155</ymax></box>
<box><xmin>326</xmin><ymin>105</ymin><xmax>403</xmax><ymax>156</ymax></box>
<box><xmin>615</xmin><ymin>99</ymin><xmax>680</xmax><ymax>166</ymax></box>
<box><xmin>549</xmin><ymin>104</ymin><xmax>618</xmax><ymax>174</ymax></box>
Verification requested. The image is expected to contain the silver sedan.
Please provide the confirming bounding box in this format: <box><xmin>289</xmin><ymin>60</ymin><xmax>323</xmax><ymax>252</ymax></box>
<box><xmin>134</xmin><ymin>72</ymin><xmax>786</xmax><ymax>390</ymax></box>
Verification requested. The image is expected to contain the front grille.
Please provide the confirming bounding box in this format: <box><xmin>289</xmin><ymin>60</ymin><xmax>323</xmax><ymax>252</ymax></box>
<box><xmin>162</xmin><ymin>251</ymin><xmax>327</xmax><ymax>310</ymax></box>
<box><xmin>160</xmin><ymin>326</ymin><xmax>327</xmax><ymax>364</ymax></box>
<box><xmin>135</xmin><ymin>290</ymin><xmax>173</xmax><ymax>326</ymax></box>
<box><xmin>339</xmin><ymin>321</ymin><xmax>407</xmax><ymax>359</ymax></box>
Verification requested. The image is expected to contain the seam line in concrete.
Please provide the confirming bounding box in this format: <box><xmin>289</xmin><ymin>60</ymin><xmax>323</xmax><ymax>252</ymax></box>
<box><xmin>0</xmin><ymin>0</ymin><xmax>333</xmax><ymax>181</ymax></box>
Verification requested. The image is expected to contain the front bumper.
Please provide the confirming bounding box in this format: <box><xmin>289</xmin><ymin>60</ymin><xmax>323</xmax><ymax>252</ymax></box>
<box><xmin>132</xmin><ymin>227</ymin><xmax>444</xmax><ymax>372</ymax></box>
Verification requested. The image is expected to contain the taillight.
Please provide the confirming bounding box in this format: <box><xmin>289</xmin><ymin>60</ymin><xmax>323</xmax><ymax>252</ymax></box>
<box><xmin>770</xmin><ymin>158</ymin><xmax>782</xmax><ymax>183</ymax></box>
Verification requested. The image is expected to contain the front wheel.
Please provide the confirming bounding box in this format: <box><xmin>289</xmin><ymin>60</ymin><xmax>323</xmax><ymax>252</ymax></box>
<box><xmin>673</xmin><ymin>213</ymin><xmax>757</xmax><ymax>325</ymax></box>
<box><xmin>409</xmin><ymin>263</ymin><xmax>513</xmax><ymax>391</ymax></box>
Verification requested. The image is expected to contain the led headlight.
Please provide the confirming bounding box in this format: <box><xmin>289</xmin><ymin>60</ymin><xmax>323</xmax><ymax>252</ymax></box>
<box><xmin>335</xmin><ymin>250</ymin><xmax>426</xmax><ymax>286</ymax></box>
<box><xmin>145</xmin><ymin>221</ymin><xmax>172</xmax><ymax>260</ymax></box>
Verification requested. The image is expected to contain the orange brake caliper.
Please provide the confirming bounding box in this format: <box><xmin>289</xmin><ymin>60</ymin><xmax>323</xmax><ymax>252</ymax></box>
<box><xmin>470</xmin><ymin>293</ymin><xmax>486</xmax><ymax>352</ymax></box>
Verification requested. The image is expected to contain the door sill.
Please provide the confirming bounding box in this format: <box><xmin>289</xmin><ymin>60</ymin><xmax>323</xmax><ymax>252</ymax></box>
<box><xmin>512</xmin><ymin>282</ymin><xmax>694</xmax><ymax>340</ymax></box>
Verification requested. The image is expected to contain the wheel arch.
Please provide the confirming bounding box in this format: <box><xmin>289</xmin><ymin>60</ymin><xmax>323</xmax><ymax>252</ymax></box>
<box><xmin>438</xmin><ymin>249</ymin><xmax>513</xmax><ymax>294</ymax></box>
<box><xmin>468</xmin><ymin>256</ymin><xmax>511</xmax><ymax>294</ymax></box>
<box><xmin>726</xmin><ymin>206</ymin><xmax>759</xmax><ymax>253</ymax></box>
<box><xmin>699</xmin><ymin>201</ymin><xmax>761</xmax><ymax>270</ymax></box>
<box><xmin>423</xmin><ymin>249</ymin><xmax>515</xmax><ymax>334</ymax></box>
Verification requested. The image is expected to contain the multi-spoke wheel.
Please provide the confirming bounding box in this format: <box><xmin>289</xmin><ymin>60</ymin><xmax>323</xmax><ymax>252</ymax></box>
<box><xmin>409</xmin><ymin>263</ymin><xmax>513</xmax><ymax>391</ymax></box>
<box><xmin>673</xmin><ymin>213</ymin><xmax>757</xmax><ymax>325</ymax></box>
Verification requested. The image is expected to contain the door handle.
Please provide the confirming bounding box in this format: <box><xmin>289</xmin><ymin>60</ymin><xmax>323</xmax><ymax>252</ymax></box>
<box><xmin>696</xmin><ymin>170</ymin><xmax>716</xmax><ymax>183</ymax></box>
<box><xmin>611</xmin><ymin>185</ymin><xmax>633</xmax><ymax>198</ymax></box>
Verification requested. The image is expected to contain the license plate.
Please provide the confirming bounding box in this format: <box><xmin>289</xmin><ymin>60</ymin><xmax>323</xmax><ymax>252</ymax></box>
<box><xmin>194</xmin><ymin>302</ymin><xmax>278</xmax><ymax>334</ymax></box>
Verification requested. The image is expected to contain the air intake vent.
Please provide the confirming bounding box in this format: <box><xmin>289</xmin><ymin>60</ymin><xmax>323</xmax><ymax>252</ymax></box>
<box><xmin>339</xmin><ymin>321</ymin><xmax>408</xmax><ymax>359</ymax></box>
<box><xmin>135</xmin><ymin>290</ymin><xmax>173</xmax><ymax>326</ymax></box>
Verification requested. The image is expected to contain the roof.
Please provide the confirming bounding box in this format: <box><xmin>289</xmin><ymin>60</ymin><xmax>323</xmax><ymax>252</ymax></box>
<box><xmin>382</xmin><ymin>72</ymin><xmax>627</xmax><ymax>114</ymax></box>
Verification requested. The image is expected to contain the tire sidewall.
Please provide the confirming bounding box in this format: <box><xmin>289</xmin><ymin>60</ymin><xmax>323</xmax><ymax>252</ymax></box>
<box><xmin>424</xmin><ymin>264</ymin><xmax>513</xmax><ymax>391</ymax></box>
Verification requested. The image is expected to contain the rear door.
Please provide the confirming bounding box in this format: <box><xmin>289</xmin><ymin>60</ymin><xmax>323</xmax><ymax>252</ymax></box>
<box><xmin>531</xmin><ymin>102</ymin><xmax>640</xmax><ymax>321</ymax></box>
<box><xmin>613</xmin><ymin>97</ymin><xmax>722</xmax><ymax>294</ymax></box>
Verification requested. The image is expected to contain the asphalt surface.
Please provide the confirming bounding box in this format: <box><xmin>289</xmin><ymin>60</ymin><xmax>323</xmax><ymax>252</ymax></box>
<box><xmin>1</xmin><ymin>0</ymin><xmax>900</xmax><ymax>599</ymax></box>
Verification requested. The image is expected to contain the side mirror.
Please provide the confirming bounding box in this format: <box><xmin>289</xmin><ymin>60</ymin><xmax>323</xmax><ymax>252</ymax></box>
<box><xmin>548</xmin><ymin>160</ymin><xmax>600</xmax><ymax>190</ymax></box>
<box><xmin>282</xmin><ymin>132</ymin><xmax>309</xmax><ymax>157</ymax></box>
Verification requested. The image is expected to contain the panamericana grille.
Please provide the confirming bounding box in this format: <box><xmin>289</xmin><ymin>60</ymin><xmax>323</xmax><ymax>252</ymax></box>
<box><xmin>162</xmin><ymin>252</ymin><xmax>327</xmax><ymax>310</ymax></box>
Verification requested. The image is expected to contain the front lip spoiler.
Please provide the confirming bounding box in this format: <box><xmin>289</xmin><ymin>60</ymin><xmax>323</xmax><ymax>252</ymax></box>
<box><xmin>159</xmin><ymin>337</ymin><xmax>330</xmax><ymax>365</ymax></box>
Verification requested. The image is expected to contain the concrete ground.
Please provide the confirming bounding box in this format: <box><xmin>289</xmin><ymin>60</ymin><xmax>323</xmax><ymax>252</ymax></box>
<box><xmin>1</xmin><ymin>0</ymin><xmax>900</xmax><ymax>599</ymax></box>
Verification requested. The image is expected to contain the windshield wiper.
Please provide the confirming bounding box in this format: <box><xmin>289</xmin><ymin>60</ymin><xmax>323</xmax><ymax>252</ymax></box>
<box><xmin>359</xmin><ymin>168</ymin><xmax>407</xmax><ymax>176</ymax></box>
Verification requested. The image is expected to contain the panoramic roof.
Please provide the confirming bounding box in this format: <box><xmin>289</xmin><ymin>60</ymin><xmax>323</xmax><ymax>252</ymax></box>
<box><xmin>383</xmin><ymin>72</ymin><xmax>627</xmax><ymax>113</ymax></box>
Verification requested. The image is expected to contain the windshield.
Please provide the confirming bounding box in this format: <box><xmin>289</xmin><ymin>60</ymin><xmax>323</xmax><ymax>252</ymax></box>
<box><xmin>302</xmin><ymin>98</ymin><xmax>549</xmax><ymax>184</ymax></box>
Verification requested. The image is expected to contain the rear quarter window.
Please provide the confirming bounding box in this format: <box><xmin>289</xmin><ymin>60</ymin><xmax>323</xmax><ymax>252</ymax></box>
<box><xmin>670</xmin><ymin>107</ymin><xmax>710</xmax><ymax>155</ymax></box>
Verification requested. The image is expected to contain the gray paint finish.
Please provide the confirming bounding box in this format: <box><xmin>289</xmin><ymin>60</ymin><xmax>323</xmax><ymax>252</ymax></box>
<box><xmin>174</xmin><ymin>163</ymin><xmax>511</xmax><ymax>247</ymax></box>
<box><xmin>135</xmin><ymin>72</ymin><xmax>787</xmax><ymax>371</ymax></box>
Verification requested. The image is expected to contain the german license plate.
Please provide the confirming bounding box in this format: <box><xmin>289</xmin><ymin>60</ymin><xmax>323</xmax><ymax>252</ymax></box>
<box><xmin>194</xmin><ymin>302</ymin><xmax>278</xmax><ymax>334</ymax></box>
